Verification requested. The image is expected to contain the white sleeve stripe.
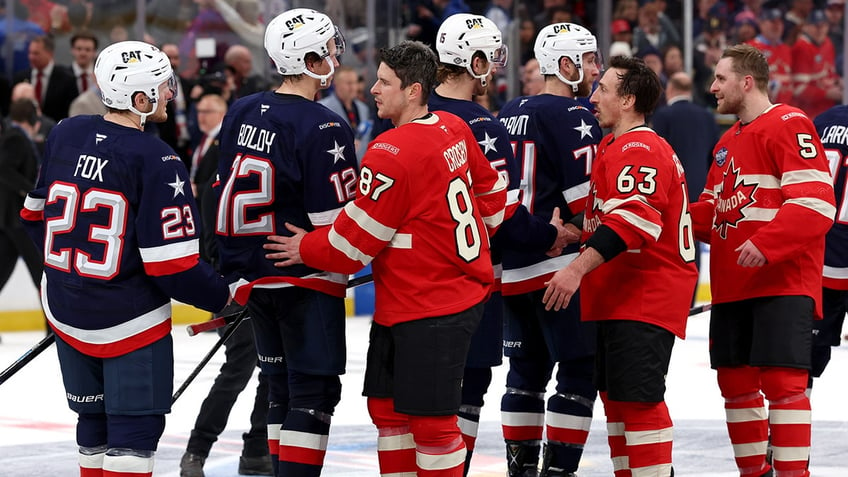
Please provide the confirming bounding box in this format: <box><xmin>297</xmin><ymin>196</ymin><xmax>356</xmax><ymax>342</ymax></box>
<box><xmin>783</xmin><ymin>198</ymin><xmax>837</xmax><ymax>219</ymax></box>
<box><xmin>824</xmin><ymin>265</ymin><xmax>848</xmax><ymax>279</ymax></box>
<box><xmin>781</xmin><ymin>169</ymin><xmax>834</xmax><ymax>186</ymax></box>
<box><xmin>506</xmin><ymin>189</ymin><xmax>521</xmax><ymax>205</ymax></box>
<box><xmin>738</xmin><ymin>174</ymin><xmax>780</xmax><ymax>188</ymax></box>
<box><xmin>602</xmin><ymin>195</ymin><xmax>655</xmax><ymax>213</ymax></box>
<box><xmin>609</xmin><ymin>209</ymin><xmax>662</xmax><ymax>240</ymax></box>
<box><xmin>475</xmin><ymin>174</ymin><xmax>508</xmax><ymax>197</ymax></box>
<box><xmin>24</xmin><ymin>195</ymin><xmax>45</xmax><ymax>211</ymax></box>
<box><xmin>345</xmin><ymin>201</ymin><xmax>396</xmax><ymax>242</ymax></box>
<box><xmin>388</xmin><ymin>233</ymin><xmax>412</xmax><ymax>249</ymax></box>
<box><xmin>308</xmin><ymin>206</ymin><xmax>344</xmax><ymax>227</ymax></box>
<box><xmin>328</xmin><ymin>227</ymin><xmax>373</xmax><ymax>266</ymax></box>
<box><xmin>563</xmin><ymin>181</ymin><xmax>590</xmax><ymax>204</ymax></box>
<box><xmin>139</xmin><ymin>239</ymin><xmax>199</xmax><ymax>263</ymax></box>
<box><xmin>483</xmin><ymin>209</ymin><xmax>505</xmax><ymax>228</ymax></box>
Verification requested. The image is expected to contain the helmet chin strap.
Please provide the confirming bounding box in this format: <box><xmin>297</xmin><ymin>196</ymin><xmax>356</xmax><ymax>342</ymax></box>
<box><xmin>468</xmin><ymin>63</ymin><xmax>493</xmax><ymax>88</ymax></box>
<box><xmin>304</xmin><ymin>57</ymin><xmax>336</xmax><ymax>87</ymax></box>
<box><xmin>556</xmin><ymin>65</ymin><xmax>584</xmax><ymax>93</ymax></box>
<box><xmin>128</xmin><ymin>95</ymin><xmax>157</xmax><ymax>128</ymax></box>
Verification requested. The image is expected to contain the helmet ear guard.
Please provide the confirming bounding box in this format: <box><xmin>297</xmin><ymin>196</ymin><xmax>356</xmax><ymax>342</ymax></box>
<box><xmin>94</xmin><ymin>40</ymin><xmax>175</xmax><ymax>125</ymax></box>
<box><xmin>534</xmin><ymin>22</ymin><xmax>600</xmax><ymax>92</ymax></box>
<box><xmin>436</xmin><ymin>13</ymin><xmax>508</xmax><ymax>88</ymax></box>
<box><xmin>264</xmin><ymin>8</ymin><xmax>345</xmax><ymax>86</ymax></box>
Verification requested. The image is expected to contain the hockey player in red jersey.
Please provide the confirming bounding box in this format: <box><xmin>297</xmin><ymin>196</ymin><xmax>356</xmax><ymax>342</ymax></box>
<box><xmin>544</xmin><ymin>55</ymin><xmax>698</xmax><ymax>477</ymax></box>
<box><xmin>264</xmin><ymin>41</ymin><xmax>507</xmax><ymax>477</ymax></box>
<box><xmin>690</xmin><ymin>44</ymin><xmax>836</xmax><ymax>477</ymax></box>
<box><xmin>20</xmin><ymin>41</ymin><xmax>234</xmax><ymax>477</ymax></box>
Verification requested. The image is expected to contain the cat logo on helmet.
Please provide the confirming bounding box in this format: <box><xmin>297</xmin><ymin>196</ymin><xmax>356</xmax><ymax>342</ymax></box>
<box><xmin>465</xmin><ymin>17</ymin><xmax>484</xmax><ymax>29</ymax></box>
<box><xmin>552</xmin><ymin>24</ymin><xmax>572</xmax><ymax>34</ymax></box>
<box><xmin>121</xmin><ymin>50</ymin><xmax>142</xmax><ymax>63</ymax></box>
<box><xmin>285</xmin><ymin>14</ymin><xmax>305</xmax><ymax>31</ymax></box>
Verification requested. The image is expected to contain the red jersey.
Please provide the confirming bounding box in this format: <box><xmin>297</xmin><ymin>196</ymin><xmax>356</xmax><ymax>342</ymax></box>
<box><xmin>690</xmin><ymin>104</ymin><xmax>836</xmax><ymax>317</ymax></box>
<box><xmin>747</xmin><ymin>36</ymin><xmax>794</xmax><ymax>106</ymax></box>
<box><xmin>300</xmin><ymin>112</ymin><xmax>507</xmax><ymax>326</ymax></box>
<box><xmin>581</xmin><ymin>128</ymin><xmax>699</xmax><ymax>338</ymax></box>
<box><xmin>791</xmin><ymin>34</ymin><xmax>839</xmax><ymax>119</ymax></box>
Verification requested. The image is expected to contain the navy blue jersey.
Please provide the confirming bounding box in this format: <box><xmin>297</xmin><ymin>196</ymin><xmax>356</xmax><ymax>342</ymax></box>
<box><xmin>814</xmin><ymin>105</ymin><xmax>848</xmax><ymax>290</ymax></box>
<box><xmin>428</xmin><ymin>92</ymin><xmax>519</xmax><ymax>278</ymax></box>
<box><xmin>497</xmin><ymin>94</ymin><xmax>601</xmax><ymax>295</ymax></box>
<box><xmin>216</xmin><ymin>91</ymin><xmax>358</xmax><ymax>301</ymax></box>
<box><xmin>20</xmin><ymin>115</ymin><xmax>230</xmax><ymax>358</ymax></box>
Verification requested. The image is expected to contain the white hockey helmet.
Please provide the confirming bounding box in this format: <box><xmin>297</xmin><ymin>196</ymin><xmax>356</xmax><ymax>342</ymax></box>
<box><xmin>94</xmin><ymin>41</ymin><xmax>176</xmax><ymax>123</ymax></box>
<box><xmin>534</xmin><ymin>23</ymin><xmax>599</xmax><ymax>91</ymax></box>
<box><xmin>437</xmin><ymin>13</ymin><xmax>508</xmax><ymax>87</ymax></box>
<box><xmin>264</xmin><ymin>8</ymin><xmax>345</xmax><ymax>86</ymax></box>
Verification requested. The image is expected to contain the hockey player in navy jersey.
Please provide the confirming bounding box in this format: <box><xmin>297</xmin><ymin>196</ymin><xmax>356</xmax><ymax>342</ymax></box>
<box><xmin>496</xmin><ymin>23</ymin><xmax>603</xmax><ymax>477</ymax></box>
<box><xmin>811</xmin><ymin>105</ymin><xmax>848</xmax><ymax>391</ymax></box>
<box><xmin>19</xmin><ymin>41</ymin><xmax>234</xmax><ymax>477</ymax></box>
<box><xmin>214</xmin><ymin>9</ymin><xmax>357</xmax><ymax>477</ymax></box>
<box><xmin>430</xmin><ymin>14</ymin><xmax>576</xmax><ymax>475</ymax></box>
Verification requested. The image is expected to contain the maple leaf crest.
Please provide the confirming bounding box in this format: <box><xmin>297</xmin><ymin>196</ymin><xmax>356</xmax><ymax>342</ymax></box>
<box><xmin>714</xmin><ymin>159</ymin><xmax>757</xmax><ymax>239</ymax></box>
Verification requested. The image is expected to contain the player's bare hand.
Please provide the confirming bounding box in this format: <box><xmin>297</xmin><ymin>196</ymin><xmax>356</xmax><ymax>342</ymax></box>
<box><xmin>542</xmin><ymin>266</ymin><xmax>581</xmax><ymax>311</ymax></box>
<box><xmin>735</xmin><ymin>239</ymin><xmax>766</xmax><ymax>267</ymax></box>
<box><xmin>264</xmin><ymin>223</ymin><xmax>307</xmax><ymax>266</ymax></box>
<box><xmin>546</xmin><ymin>207</ymin><xmax>580</xmax><ymax>257</ymax></box>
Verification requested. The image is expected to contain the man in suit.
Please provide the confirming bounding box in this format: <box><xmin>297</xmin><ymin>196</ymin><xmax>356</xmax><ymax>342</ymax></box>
<box><xmin>69</xmin><ymin>31</ymin><xmax>98</xmax><ymax>95</ymax></box>
<box><xmin>189</xmin><ymin>93</ymin><xmax>226</xmax><ymax>199</ymax></box>
<box><xmin>651</xmin><ymin>71</ymin><xmax>719</xmax><ymax>285</ymax></box>
<box><xmin>10</xmin><ymin>82</ymin><xmax>55</xmax><ymax>156</ymax></box>
<box><xmin>318</xmin><ymin>65</ymin><xmax>372</xmax><ymax>161</ymax></box>
<box><xmin>15</xmin><ymin>35</ymin><xmax>79</xmax><ymax>122</ymax></box>
<box><xmin>0</xmin><ymin>99</ymin><xmax>43</xmax><ymax>297</ymax></box>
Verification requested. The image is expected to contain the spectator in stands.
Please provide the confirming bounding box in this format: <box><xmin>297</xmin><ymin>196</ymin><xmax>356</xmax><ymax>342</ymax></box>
<box><xmin>517</xmin><ymin>17</ymin><xmax>537</xmax><ymax>64</ymax></box>
<box><xmin>694</xmin><ymin>14</ymin><xmax>727</xmax><ymax>107</ymax></box>
<box><xmin>748</xmin><ymin>7</ymin><xmax>794</xmax><ymax>106</ymax></box>
<box><xmin>661</xmin><ymin>43</ymin><xmax>684</xmax><ymax>78</ymax></box>
<box><xmin>405</xmin><ymin>0</ymin><xmax>470</xmax><ymax>49</ymax></box>
<box><xmin>484</xmin><ymin>0</ymin><xmax>513</xmax><ymax>34</ymax></box>
<box><xmin>14</xmin><ymin>35</ymin><xmax>78</xmax><ymax>122</ymax></box>
<box><xmin>0</xmin><ymin>3</ymin><xmax>45</xmax><ymax>77</ymax></box>
<box><xmin>319</xmin><ymin>65</ymin><xmax>372</xmax><ymax>161</ymax></box>
<box><xmin>69</xmin><ymin>31</ymin><xmax>97</xmax><ymax>95</ymax></box>
<box><xmin>146</xmin><ymin>0</ymin><xmax>197</xmax><ymax>47</ymax></box>
<box><xmin>212</xmin><ymin>0</ymin><xmax>265</xmax><ymax>77</ymax></box>
<box><xmin>732</xmin><ymin>12</ymin><xmax>760</xmax><ymax>43</ymax></box>
<box><xmin>10</xmin><ymin>81</ymin><xmax>54</xmax><ymax>155</ymax></box>
<box><xmin>68</xmin><ymin>77</ymin><xmax>107</xmax><ymax>117</ymax></box>
<box><xmin>632</xmin><ymin>0</ymin><xmax>681</xmax><ymax>55</ymax></box>
<box><xmin>520</xmin><ymin>57</ymin><xmax>544</xmax><ymax>96</ymax></box>
<box><xmin>223</xmin><ymin>44</ymin><xmax>268</xmax><ymax>100</ymax></box>
<box><xmin>792</xmin><ymin>9</ymin><xmax>841</xmax><ymax>119</ymax></box>
<box><xmin>613</xmin><ymin>0</ymin><xmax>639</xmax><ymax>29</ymax></box>
<box><xmin>611</xmin><ymin>18</ymin><xmax>633</xmax><ymax>44</ymax></box>
<box><xmin>783</xmin><ymin>0</ymin><xmax>814</xmax><ymax>46</ymax></box>
<box><xmin>825</xmin><ymin>0</ymin><xmax>844</xmax><ymax>74</ymax></box>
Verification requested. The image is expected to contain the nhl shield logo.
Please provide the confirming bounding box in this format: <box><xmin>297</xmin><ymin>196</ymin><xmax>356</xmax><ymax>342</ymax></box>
<box><xmin>715</xmin><ymin>147</ymin><xmax>728</xmax><ymax>167</ymax></box>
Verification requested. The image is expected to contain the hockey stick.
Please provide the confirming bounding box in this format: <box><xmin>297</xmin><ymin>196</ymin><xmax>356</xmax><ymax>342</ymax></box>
<box><xmin>0</xmin><ymin>332</ymin><xmax>55</xmax><ymax>386</ymax></box>
<box><xmin>689</xmin><ymin>303</ymin><xmax>712</xmax><ymax>316</ymax></box>
<box><xmin>172</xmin><ymin>308</ymin><xmax>248</xmax><ymax>404</ymax></box>
<box><xmin>185</xmin><ymin>273</ymin><xmax>376</xmax><ymax>336</ymax></box>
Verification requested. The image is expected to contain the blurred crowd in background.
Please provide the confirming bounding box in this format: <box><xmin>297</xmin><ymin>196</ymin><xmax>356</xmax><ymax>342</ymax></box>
<box><xmin>0</xmin><ymin>0</ymin><xmax>843</xmax><ymax>163</ymax></box>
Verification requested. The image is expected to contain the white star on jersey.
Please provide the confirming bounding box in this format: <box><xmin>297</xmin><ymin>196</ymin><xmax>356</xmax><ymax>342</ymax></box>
<box><xmin>478</xmin><ymin>132</ymin><xmax>498</xmax><ymax>155</ymax></box>
<box><xmin>574</xmin><ymin>119</ymin><xmax>594</xmax><ymax>139</ymax></box>
<box><xmin>327</xmin><ymin>141</ymin><xmax>346</xmax><ymax>163</ymax></box>
<box><xmin>167</xmin><ymin>173</ymin><xmax>185</xmax><ymax>198</ymax></box>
